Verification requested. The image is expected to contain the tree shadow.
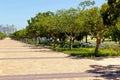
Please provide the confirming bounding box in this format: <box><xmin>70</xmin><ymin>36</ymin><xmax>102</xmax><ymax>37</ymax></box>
<box><xmin>87</xmin><ymin>65</ymin><xmax>120</xmax><ymax>80</ymax></box>
<box><xmin>67</xmin><ymin>55</ymin><xmax>106</xmax><ymax>61</ymax></box>
<box><xmin>67</xmin><ymin>54</ymin><xmax>120</xmax><ymax>61</ymax></box>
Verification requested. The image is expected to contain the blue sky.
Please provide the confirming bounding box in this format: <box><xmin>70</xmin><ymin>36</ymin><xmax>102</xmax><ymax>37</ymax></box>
<box><xmin>0</xmin><ymin>0</ymin><xmax>107</xmax><ymax>30</ymax></box>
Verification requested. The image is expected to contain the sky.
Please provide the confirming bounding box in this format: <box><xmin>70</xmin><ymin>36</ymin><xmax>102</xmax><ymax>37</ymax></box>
<box><xmin>0</xmin><ymin>0</ymin><xmax>107</xmax><ymax>30</ymax></box>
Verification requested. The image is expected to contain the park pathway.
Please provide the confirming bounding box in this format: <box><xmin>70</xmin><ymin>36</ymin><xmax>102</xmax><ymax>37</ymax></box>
<box><xmin>0</xmin><ymin>38</ymin><xmax>120</xmax><ymax>80</ymax></box>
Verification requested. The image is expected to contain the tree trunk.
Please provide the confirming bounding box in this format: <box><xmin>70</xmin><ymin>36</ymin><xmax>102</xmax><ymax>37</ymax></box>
<box><xmin>73</xmin><ymin>38</ymin><xmax>75</xmax><ymax>43</ymax></box>
<box><xmin>85</xmin><ymin>35</ymin><xmax>88</xmax><ymax>43</ymax></box>
<box><xmin>95</xmin><ymin>38</ymin><xmax>101</xmax><ymax>56</ymax></box>
<box><xmin>70</xmin><ymin>36</ymin><xmax>73</xmax><ymax>50</ymax></box>
<box><xmin>38</xmin><ymin>37</ymin><xmax>41</xmax><ymax>44</ymax></box>
<box><xmin>53</xmin><ymin>38</ymin><xmax>57</xmax><ymax>48</ymax></box>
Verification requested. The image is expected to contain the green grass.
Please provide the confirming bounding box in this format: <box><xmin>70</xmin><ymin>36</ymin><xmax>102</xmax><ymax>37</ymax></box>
<box><xmin>54</xmin><ymin>47</ymin><xmax>120</xmax><ymax>57</ymax></box>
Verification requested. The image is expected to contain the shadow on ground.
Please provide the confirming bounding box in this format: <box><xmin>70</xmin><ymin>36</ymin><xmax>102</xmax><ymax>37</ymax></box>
<box><xmin>67</xmin><ymin>54</ymin><xmax>120</xmax><ymax>61</ymax></box>
<box><xmin>67</xmin><ymin>55</ymin><xmax>107</xmax><ymax>60</ymax></box>
<box><xmin>87</xmin><ymin>65</ymin><xmax>120</xmax><ymax>80</ymax></box>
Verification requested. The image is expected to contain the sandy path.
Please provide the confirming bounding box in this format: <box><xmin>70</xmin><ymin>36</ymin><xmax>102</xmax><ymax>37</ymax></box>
<box><xmin>0</xmin><ymin>38</ymin><xmax>120</xmax><ymax>80</ymax></box>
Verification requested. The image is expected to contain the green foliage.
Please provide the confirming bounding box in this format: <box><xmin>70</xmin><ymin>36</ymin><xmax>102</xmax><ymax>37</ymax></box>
<box><xmin>111</xmin><ymin>17</ymin><xmax>120</xmax><ymax>42</ymax></box>
<box><xmin>0</xmin><ymin>32</ymin><xmax>6</xmax><ymax>39</ymax></box>
<box><xmin>102</xmin><ymin>0</ymin><xmax>120</xmax><ymax>25</ymax></box>
<box><xmin>78</xmin><ymin>0</ymin><xmax>95</xmax><ymax>10</ymax></box>
<box><xmin>9</xmin><ymin>29</ymin><xmax>27</xmax><ymax>40</ymax></box>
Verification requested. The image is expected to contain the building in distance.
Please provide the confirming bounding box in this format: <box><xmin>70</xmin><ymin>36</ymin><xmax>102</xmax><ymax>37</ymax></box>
<box><xmin>0</xmin><ymin>24</ymin><xmax>17</xmax><ymax>35</ymax></box>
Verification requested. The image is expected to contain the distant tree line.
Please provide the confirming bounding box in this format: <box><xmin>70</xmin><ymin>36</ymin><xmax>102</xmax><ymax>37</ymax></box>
<box><xmin>10</xmin><ymin>0</ymin><xmax>120</xmax><ymax>55</ymax></box>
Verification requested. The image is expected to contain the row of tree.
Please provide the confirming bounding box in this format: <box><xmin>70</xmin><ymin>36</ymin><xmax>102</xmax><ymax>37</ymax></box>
<box><xmin>10</xmin><ymin>0</ymin><xmax>120</xmax><ymax>55</ymax></box>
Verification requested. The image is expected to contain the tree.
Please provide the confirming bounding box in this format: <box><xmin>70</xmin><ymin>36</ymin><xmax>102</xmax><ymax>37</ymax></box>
<box><xmin>18</xmin><ymin>29</ymin><xmax>27</xmax><ymax>41</ymax></box>
<box><xmin>111</xmin><ymin>17</ymin><xmax>120</xmax><ymax>44</ymax></box>
<box><xmin>26</xmin><ymin>17</ymin><xmax>39</xmax><ymax>40</ymax></box>
<box><xmin>42</xmin><ymin>11</ymin><xmax>60</xmax><ymax>48</ymax></box>
<box><xmin>58</xmin><ymin>8</ymin><xmax>81</xmax><ymax>49</ymax></box>
<box><xmin>78</xmin><ymin>0</ymin><xmax>95</xmax><ymax>10</ymax></box>
<box><xmin>81</xmin><ymin>7</ymin><xmax>108</xmax><ymax>55</ymax></box>
<box><xmin>78</xmin><ymin>0</ymin><xmax>95</xmax><ymax>43</ymax></box>
<box><xmin>102</xmin><ymin>0</ymin><xmax>120</xmax><ymax>25</ymax></box>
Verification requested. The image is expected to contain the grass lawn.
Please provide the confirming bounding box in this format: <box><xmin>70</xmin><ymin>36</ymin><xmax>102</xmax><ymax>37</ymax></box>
<box><xmin>54</xmin><ymin>47</ymin><xmax>120</xmax><ymax>57</ymax></box>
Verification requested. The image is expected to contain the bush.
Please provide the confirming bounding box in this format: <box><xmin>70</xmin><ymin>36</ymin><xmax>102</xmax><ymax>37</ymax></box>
<box><xmin>72</xmin><ymin>43</ymin><xmax>80</xmax><ymax>48</ymax></box>
<box><xmin>0</xmin><ymin>32</ymin><xmax>6</xmax><ymax>39</ymax></box>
